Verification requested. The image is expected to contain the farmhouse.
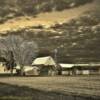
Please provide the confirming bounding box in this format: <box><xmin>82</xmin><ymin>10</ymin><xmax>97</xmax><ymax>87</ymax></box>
<box><xmin>32</xmin><ymin>56</ymin><xmax>58</xmax><ymax>76</ymax></box>
<box><xmin>74</xmin><ymin>64</ymin><xmax>100</xmax><ymax>75</ymax></box>
<box><xmin>59</xmin><ymin>64</ymin><xmax>74</xmax><ymax>75</ymax></box>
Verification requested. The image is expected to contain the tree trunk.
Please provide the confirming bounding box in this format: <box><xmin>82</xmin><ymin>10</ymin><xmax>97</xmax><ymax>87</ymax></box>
<box><xmin>10</xmin><ymin>68</ymin><xmax>13</xmax><ymax>76</ymax></box>
<box><xmin>10</xmin><ymin>64</ymin><xmax>13</xmax><ymax>76</ymax></box>
<box><xmin>20</xmin><ymin>66</ymin><xmax>24</xmax><ymax>76</ymax></box>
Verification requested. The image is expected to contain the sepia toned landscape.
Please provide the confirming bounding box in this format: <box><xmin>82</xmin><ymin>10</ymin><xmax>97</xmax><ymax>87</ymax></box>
<box><xmin>0</xmin><ymin>0</ymin><xmax>100</xmax><ymax>100</ymax></box>
<box><xmin>0</xmin><ymin>76</ymin><xmax>100</xmax><ymax>100</ymax></box>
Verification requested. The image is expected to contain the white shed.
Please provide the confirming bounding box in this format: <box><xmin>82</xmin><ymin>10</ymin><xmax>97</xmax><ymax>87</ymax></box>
<box><xmin>24</xmin><ymin>66</ymin><xmax>40</xmax><ymax>76</ymax></box>
<box><xmin>59</xmin><ymin>64</ymin><xmax>74</xmax><ymax>75</ymax></box>
<box><xmin>16</xmin><ymin>65</ymin><xmax>40</xmax><ymax>76</ymax></box>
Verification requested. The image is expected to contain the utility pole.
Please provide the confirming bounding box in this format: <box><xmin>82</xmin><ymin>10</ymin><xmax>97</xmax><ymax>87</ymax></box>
<box><xmin>54</xmin><ymin>48</ymin><xmax>58</xmax><ymax>63</ymax></box>
<box><xmin>54</xmin><ymin>45</ymin><xmax>64</xmax><ymax>63</ymax></box>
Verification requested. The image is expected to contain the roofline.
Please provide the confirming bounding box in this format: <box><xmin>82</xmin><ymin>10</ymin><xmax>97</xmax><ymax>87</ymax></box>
<box><xmin>74</xmin><ymin>64</ymin><xmax>100</xmax><ymax>66</ymax></box>
<box><xmin>59</xmin><ymin>63</ymin><xmax>100</xmax><ymax>66</ymax></box>
<box><xmin>35</xmin><ymin>56</ymin><xmax>52</xmax><ymax>59</ymax></box>
<box><xmin>32</xmin><ymin>64</ymin><xmax>55</xmax><ymax>66</ymax></box>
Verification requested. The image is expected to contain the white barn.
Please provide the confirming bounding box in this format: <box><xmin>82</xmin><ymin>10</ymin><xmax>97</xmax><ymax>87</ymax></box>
<box><xmin>32</xmin><ymin>56</ymin><xmax>58</xmax><ymax>76</ymax></box>
<box><xmin>16</xmin><ymin>56</ymin><xmax>58</xmax><ymax>76</ymax></box>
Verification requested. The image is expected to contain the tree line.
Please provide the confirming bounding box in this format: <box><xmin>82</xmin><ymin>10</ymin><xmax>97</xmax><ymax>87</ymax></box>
<box><xmin>0</xmin><ymin>35</ymin><xmax>38</xmax><ymax>75</ymax></box>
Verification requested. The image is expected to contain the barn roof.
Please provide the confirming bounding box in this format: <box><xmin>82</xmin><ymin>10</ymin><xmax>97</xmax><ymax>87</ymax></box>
<box><xmin>32</xmin><ymin>56</ymin><xmax>56</xmax><ymax>66</ymax></box>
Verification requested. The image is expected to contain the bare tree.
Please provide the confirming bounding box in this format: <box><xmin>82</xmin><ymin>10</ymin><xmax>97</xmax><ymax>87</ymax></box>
<box><xmin>0</xmin><ymin>35</ymin><xmax>38</xmax><ymax>75</ymax></box>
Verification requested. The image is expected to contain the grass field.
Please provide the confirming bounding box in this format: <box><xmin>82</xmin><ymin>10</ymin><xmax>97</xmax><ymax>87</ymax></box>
<box><xmin>0</xmin><ymin>76</ymin><xmax>100</xmax><ymax>100</ymax></box>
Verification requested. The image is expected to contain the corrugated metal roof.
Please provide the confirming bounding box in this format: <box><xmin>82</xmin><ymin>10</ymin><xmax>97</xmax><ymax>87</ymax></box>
<box><xmin>32</xmin><ymin>56</ymin><xmax>56</xmax><ymax>66</ymax></box>
<box><xmin>74</xmin><ymin>64</ymin><xmax>100</xmax><ymax>67</ymax></box>
<box><xmin>60</xmin><ymin>64</ymin><xmax>74</xmax><ymax>68</ymax></box>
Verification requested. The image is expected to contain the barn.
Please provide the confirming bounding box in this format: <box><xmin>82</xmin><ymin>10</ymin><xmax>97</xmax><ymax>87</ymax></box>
<box><xmin>32</xmin><ymin>56</ymin><xmax>58</xmax><ymax>76</ymax></box>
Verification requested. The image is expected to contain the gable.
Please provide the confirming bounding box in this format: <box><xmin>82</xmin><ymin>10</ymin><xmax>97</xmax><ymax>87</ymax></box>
<box><xmin>32</xmin><ymin>56</ymin><xmax>56</xmax><ymax>66</ymax></box>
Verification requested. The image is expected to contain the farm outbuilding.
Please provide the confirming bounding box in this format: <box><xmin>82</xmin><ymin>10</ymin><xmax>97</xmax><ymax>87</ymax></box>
<box><xmin>59</xmin><ymin>63</ymin><xmax>100</xmax><ymax>75</ymax></box>
<box><xmin>23</xmin><ymin>66</ymin><xmax>40</xmax><ymax>76</ymax></box>
<box><xmin>16</xmin><ymin>56</ymin><xmax>58</xmax><ymax>76</ymax></box>
<box><xmin>16</xmin><ymin>65</ymin><xmax>40</xmax><ymax>76</ymax></box>
<box><xmin>59</xmin><ymin>64</ymin><xmax>74</xmax><ymax>75</ymax></box>
<box><xmin>32</xmin><ymin>56</ymin><xmax>58</xmax><ymax>76</ymax></box>
<box><xmin>74</xmin><ymin>64</ymin><xmax>100</xmax><ymax>75</ymax></box>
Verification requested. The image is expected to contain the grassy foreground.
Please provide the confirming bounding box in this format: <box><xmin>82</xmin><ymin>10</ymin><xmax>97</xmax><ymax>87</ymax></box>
<box><xmin>0</xmin><ymin>76</ymin><xmax>100</xmax><ymax>100</ymax></box>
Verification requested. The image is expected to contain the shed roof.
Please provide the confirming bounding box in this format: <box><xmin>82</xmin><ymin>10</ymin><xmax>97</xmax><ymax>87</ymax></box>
<box><xmin>24</xmin><ymin>66</ymin><xmax>34</xmax><ymax>72</ymax></box>
<box><xmin>60</xmin><ymin>64</ymin><xmax>74</xmax><ymax>69</ymax></box>
<box><xmin>74</xmin><ymin>63</ymin><xmax>100</xmax><ymax>67</ymax></box>
<box><xmin>74</xmin><ymin>63</ymin><xmax>100</xmax><ymax>69</ymax></box>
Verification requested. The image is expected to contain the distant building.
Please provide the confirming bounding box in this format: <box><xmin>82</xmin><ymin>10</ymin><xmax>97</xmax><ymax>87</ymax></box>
<box><xmin>0</xmin><ymin>62</ymin><xmax>5</xmax><ymax>74</ymax></box>
<box><xmin>59</xmin><ymin>63</ymin><xmax>100</xmax><ymax>75</ymax></box>
<box><xmin>15</xmin><ymin>56</ymin><xmax>100</xmax><ymax>76</ymax></box>
<box><xmin>32</xmin><ymin>56</ymin><xmax>58</xmax><ymax>76</ymax></box>
<box><xmin>16</xmin><ymin>56</ymin><xmax>59</xmax><ymax>76</ymax></box>
<box><xmin>0</xmin><ymin>57</ymin><xmax>9</xmax><ymax>74</ymax></box>
<box><xmin>16</xmin><ymin>65</ymin><xmax>40</xmax><ymax>76</ymax></box>
<box><xmin>74</xmin><ymin>64</ymin><xmax>100</xmax><ymax>75</ymax></box>
<box><xmin>59</xmin><ymin>64</ymin><xmax>74</xmax><ymax>75</ymax></box>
